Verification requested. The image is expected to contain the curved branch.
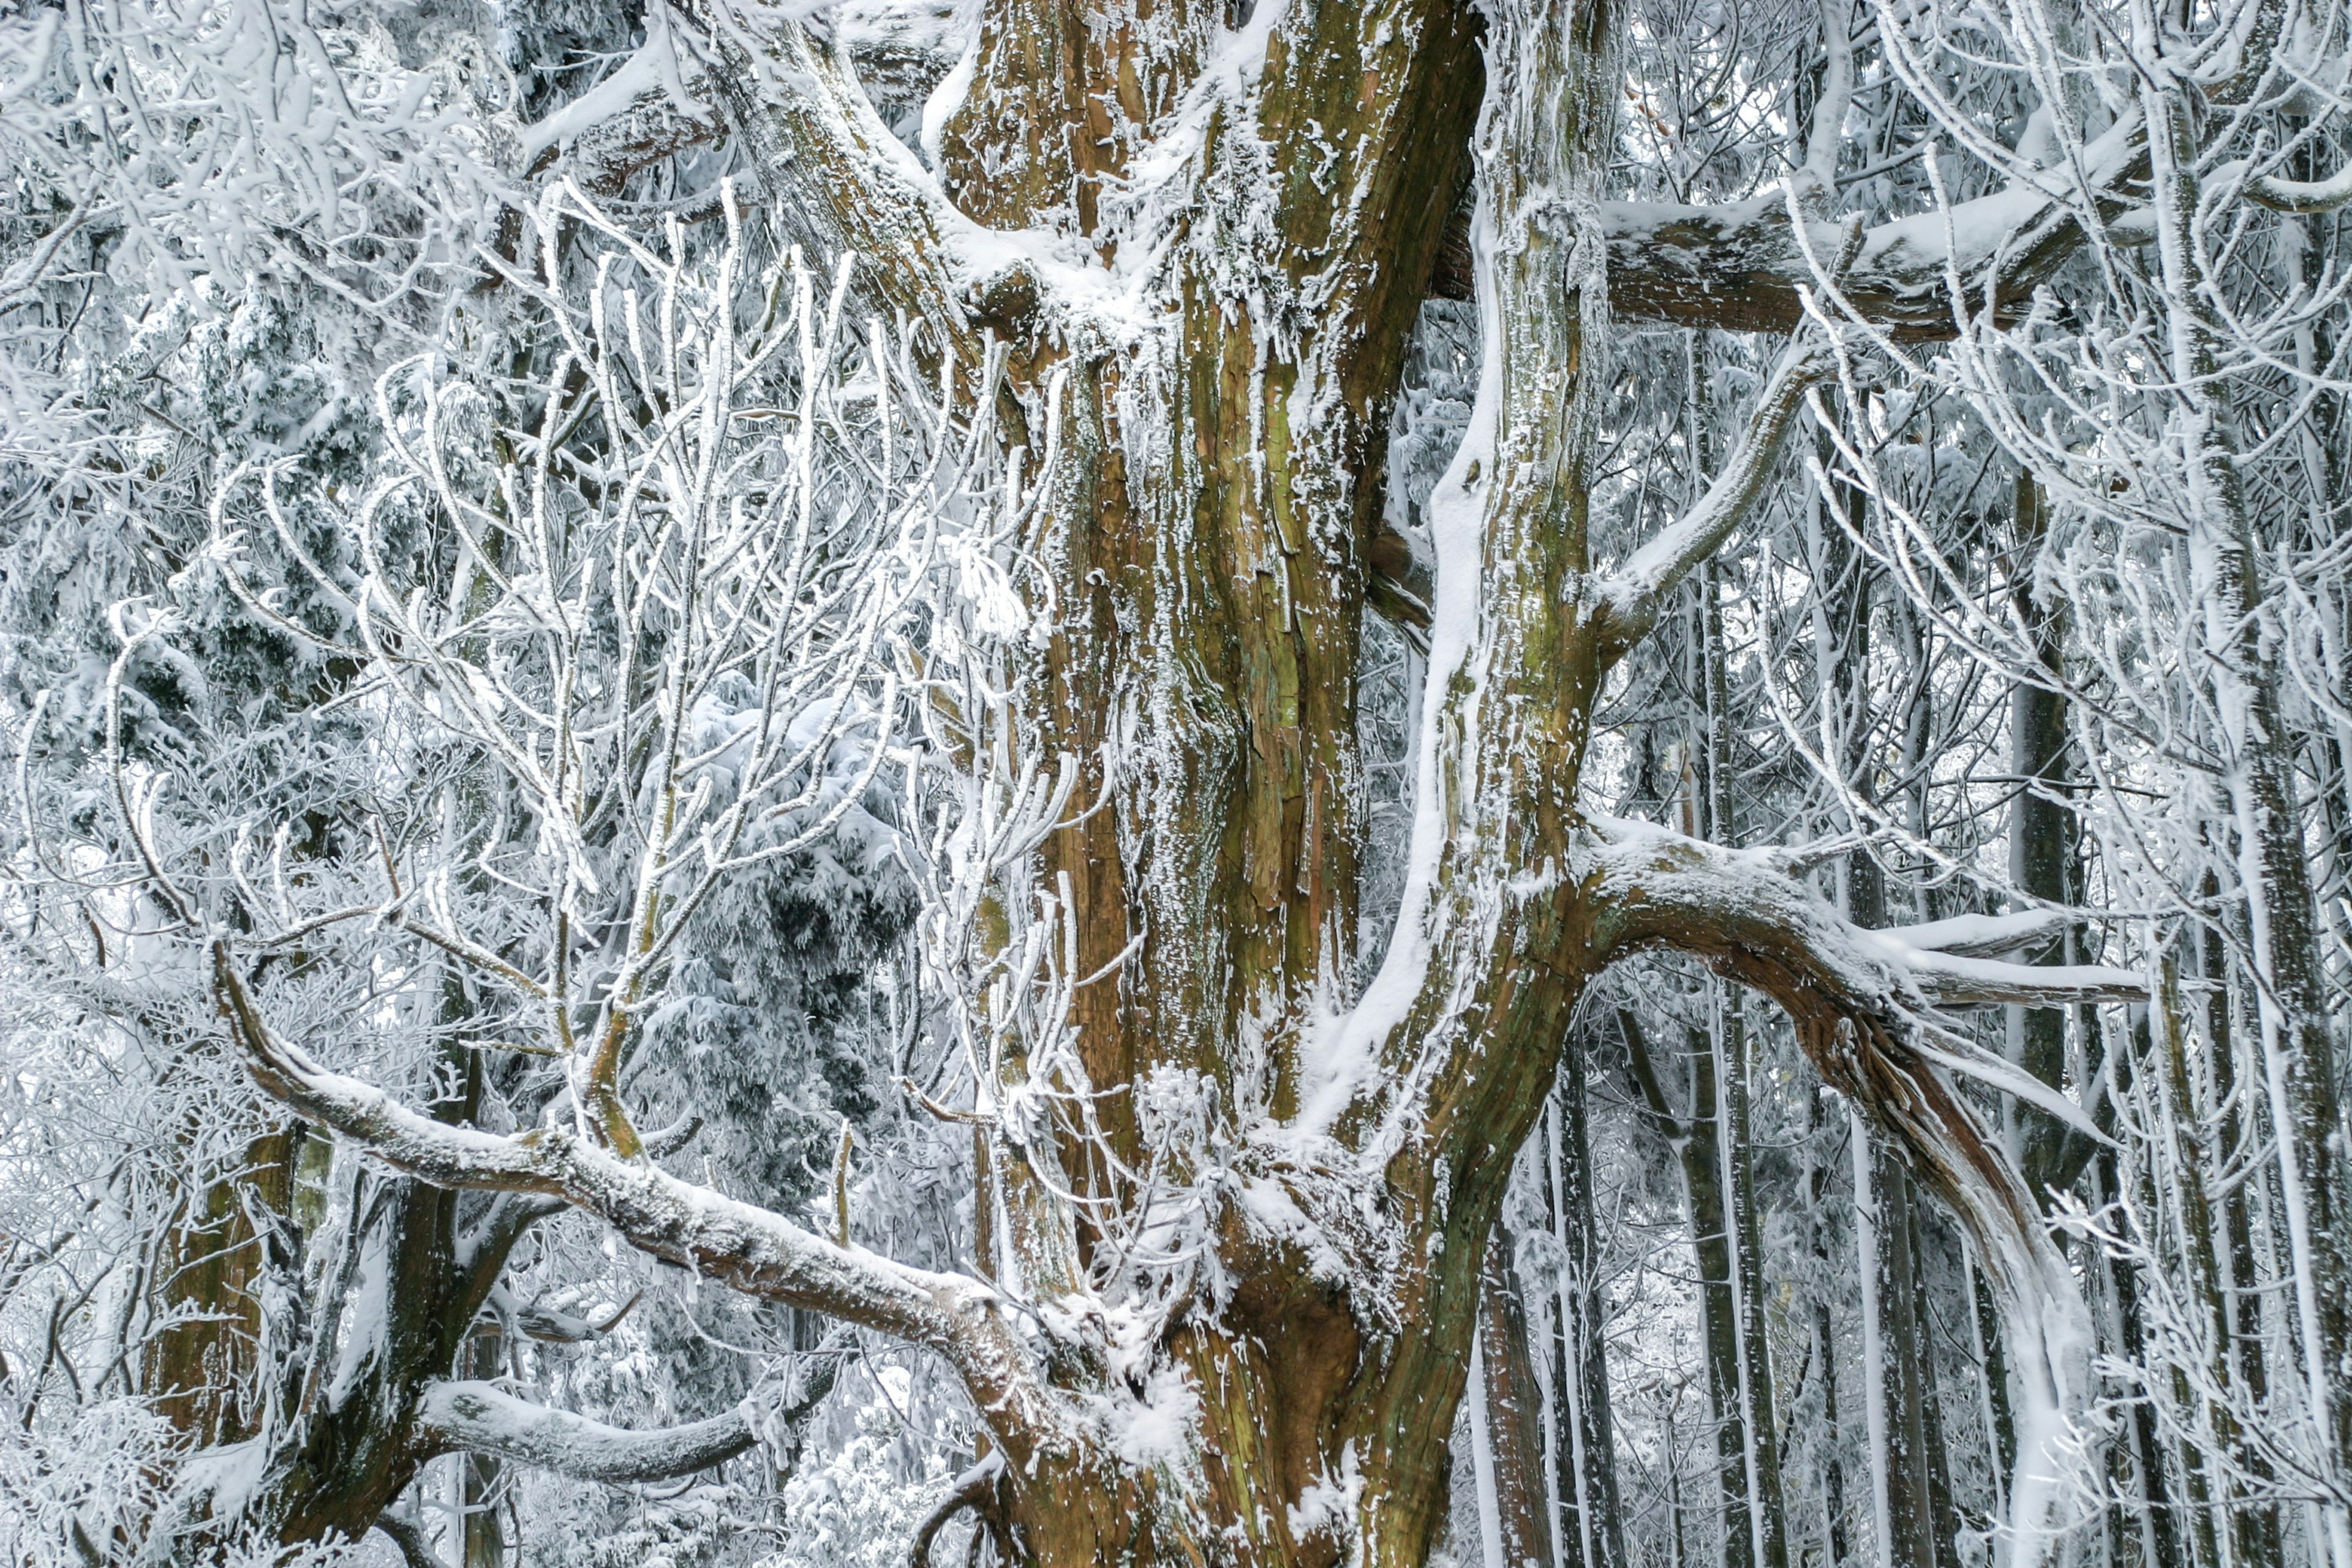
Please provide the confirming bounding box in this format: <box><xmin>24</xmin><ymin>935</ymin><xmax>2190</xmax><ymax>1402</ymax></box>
<box><xmin>910</xmin><ymin>1451</ymin><xmax>1006</xmax><ymax>1568</ymax></box>
<box><xmin>1574</xmin><ymin>818</ymin><xmax>2109</xmax><ymax>1561</ymax></box>
<box><xmin>1573</xmin><ymin>820</ymin><xmax>2137</xmax><ymax>1290</ymax></box>
<box><xmin>1596</xmin><ymin>336</ymin><xmax>1833</xmax><ymax>652</ymax></box>
<box><xmin>2241</xmin><ymin>162</ymin><xmax>2352</xmax><ymax>215</ymax></box>
<box><xmin>415</xmin><ymin>1381</ymin><xmax>757</xmax><ymax>1484</ymax></box>
<box><xmin>375</xmin><ymin>1513</ymin><xmax>450</xmax><ymax>1568</ymax></box>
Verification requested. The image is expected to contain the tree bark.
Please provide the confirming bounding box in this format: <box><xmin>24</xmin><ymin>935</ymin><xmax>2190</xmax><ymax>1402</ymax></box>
<box><xmin>1479</xmin><ymin>1231</ymin><xmax>1559</xmax><ymax>1567</ymax></box>
<box><xmin>1548</xmin><ymin>1068</ymin><xmax>1629</xmax><ymax>1568</ymax></box>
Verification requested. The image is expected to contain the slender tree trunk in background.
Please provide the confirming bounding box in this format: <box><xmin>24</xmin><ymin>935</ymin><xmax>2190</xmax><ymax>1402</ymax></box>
<box><xmin>2094</xmin><ymin>1134</ymin><xmax>2178</xmax><ymax>1567</ymax></box>
<box><xmin>1623</xmin><ymin>1008</ymin><xmax>1755</xmax><ymax>1568</ymax></box>
<box><xmin>2007</xmin><ymin>472</ymin><xmax>2091</xmax><ymax>1208</ymax></box>
<box><xmin>1700</xmin><ymin>557</ymin><xmax>1792</xmax><ymax>1568</ymax></box>
<box><xmin>1481</xmin><ymin>1232</ymin><xmax>1560</xmax><ymax>1567</ymax></box>
<box><xmin>1806</xmin><ymin>1090</ymin><xmax>1852</xmax><ymax>1566</ymax></box>
<box><xmin>1907</xmin><ymin>1212</ymin><xmax>1960</xmax><ymax>1563</ymax></box>
<box><xmin>2204</xmin><ymin>891</ymin><xmax>2284</xmax><ymax>1568</ymax></box>
<box><xmin>1872</xmin><ymin>1149</ymin><xmax>1941</xmax><ymax>1568</ymax></box>
<box><xmin>1548</xmin><ymin>1068</ymin><xmax>1629</xmax><ymax>1568</ymax></box>
<box><xmin>464</xmin><ymin>1324</ymin><xmax>507</xmax><ymax>1568</ymax></box>
<box><xmin>1818</xmin><ymin>502</ymin><xmax>1934</xmax><ymax>1568</ymax></box>
<box><xmin>2155</xmin><ymin>961</ymin><xmax>2230</xmax><ymax>1568</ymax></box>
<box><xmin>1969</xmin><ymin>1265</ymin><xmax>2015</xmax><ymax>1526</ymax></box>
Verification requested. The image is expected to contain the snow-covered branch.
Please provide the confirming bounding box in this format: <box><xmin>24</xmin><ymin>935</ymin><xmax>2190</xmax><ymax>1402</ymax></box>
<box><xmin>1596</xmin><ymin>337</ymin><xmax>1834</xmax><ymax>650</ymax></box>
<box><xmin>212</xmin><ymin>940</ymin><xmax>989</xmax><ymax>1354</ymax></box>
<box><xmin>1590</xmin><ymin>113</ymin><xmax>2149</xmax><ymax>336</ymax></box>
<box><xmin>1573</xmin><ymin>819</ymin><xmax>2130</xmax><ymax>1267</ymax></box>
<box><xmin>1574</xmin><ymin>818</ymin><xmax>2111</xmax><ymax>1553</ymax></box>
<box><xmin>413</xmin><ymin>1381</ymin><xmax>760</xmax><ymax>1483</ymax></box>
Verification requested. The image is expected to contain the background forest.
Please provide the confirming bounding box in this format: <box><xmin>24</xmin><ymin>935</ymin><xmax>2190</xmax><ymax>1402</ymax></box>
<box><xmin>1</xmin><ymin>0</ymin><xmax>2348</xmax><ymax>1565</ymax></box>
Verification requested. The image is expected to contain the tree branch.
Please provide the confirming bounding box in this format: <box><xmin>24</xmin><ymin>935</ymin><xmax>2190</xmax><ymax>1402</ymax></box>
<box><xmin>519</xmin><ymin>0</ymin><xmax>1012</xmax><ymax>365</ymax></box>
<box><xmin>2237</xmin><ymin>159</ymin><xmax>2352</xmax><ymax>215</ymax></box>
<box><xmin>1614</xmin><ymin>1007</ymin><xmax>1687</xmax><ymax>1140</ymax></box>
<box><xmin>1498</xmin><ymin>114</ymin><xmax>2154</xmax><ymax>337</ymax></box>
<box><xmin>1594</xmin><ymin>337</ymin><xmax>1834</xmax><ymax>652</ymax></box>
<box><xmin>909</xmin><ymin>1451</ymin><xmax>1006</xmax><ymax>1568</ymax></box>
<box><xmin>375</xmin><ymin>1512</ymin><xmax>451</xmax><ymax>1568</ymax></box>
<box><xmin>1573</xmin><ymin>819</ymin><xmax>2138</xmax><ymax>1297</ymax></box>
<box><xmin>415</xmin><ymin>1381</ymin><xmax>759</xmax><ymax>1484</ymax></box>
<box><xmin>212</xmin><ymin>941</ymin><xmax>995</xmax><ymax>1362</ymax></box>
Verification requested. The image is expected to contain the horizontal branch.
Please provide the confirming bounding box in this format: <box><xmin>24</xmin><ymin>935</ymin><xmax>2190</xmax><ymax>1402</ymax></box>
<box><xmin>1877</xmin><ymin>907</ymin><xmax>2067</xmax><ymax>957</ymax></box>
<box><xmin>415</xmin><ymin>1381</ymin><xmax>758</xmax><ymax>1483</ymax></box>
<box><xmin>2236</xmin><ymin>158</ymin><xmax>2352</xmax><ymax>215</ymax></box>
<box><xmin>1877</xmin><ymin>941</ymin><xmax>2145</xmax><ymax>1008</ymax></box>
<box><xmin>1429</xmin><ymin>116</ymin><xmax>2150</xmax><ymax>336</ymax></box>
<box><xmin>212</xmin><ymin>941</ymin><xmax>991</xmax><ymax>1358</ymax></box>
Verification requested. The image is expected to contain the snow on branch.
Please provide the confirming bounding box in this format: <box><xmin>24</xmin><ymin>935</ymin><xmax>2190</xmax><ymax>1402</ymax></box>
<box><xmin>1574</xmin><ymin>818</ymin><xmax>2136</xmax><ymax>1264</ymax></box>
<box><xmin>1595</xmin><ymin>113</ymin><xmax>2149</xmax><ymax>337</ymax></box>
<box><xmin>151</xmin><ymin>187</ymin><xmax>1069</xmax><ymax>1399</ymax></box>
<box><xmin>2233</xmin><ymin>158</ymin><xmax>2352</xmax><ymax>215</ymax></box>
<box><xmin>213</xmin><ymin>940</ymin><xmax>987</xmax><ymax>1354</ymax></box>
<box><xmin>1573</xmin><ymin>816</ymin><xmax>2114</xmax><ymax>1556</ymax></box>
<box><xmin>1595</xmin><ymin>337</ymin><xmax>1834</xmax><ymax>649</ymax></box>
<box><xmin>413</xmin><ymin>1381</ymin><xmax>760</xmax><ymax>1484</ymax></box>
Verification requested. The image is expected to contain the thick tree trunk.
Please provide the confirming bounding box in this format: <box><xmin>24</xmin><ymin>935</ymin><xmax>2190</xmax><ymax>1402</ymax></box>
<box><xmin>146</xmin><ymin>1125</ymin><xmax>298</xmax><ymax>1447</ymax></box>
<box><xmin>206</xmin><ymin>0</ymin><xmax>2156</xmax><ymax>1558</ymax></box>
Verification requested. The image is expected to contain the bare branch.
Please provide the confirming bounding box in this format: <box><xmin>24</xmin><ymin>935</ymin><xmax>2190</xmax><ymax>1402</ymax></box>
<box><xmin>1894</xmin><ymin>948</ymin><xmax>2145</xmax><ymax>1008</ymax></box>
<box><xmin>1876</xmin><ymin>908</ymin><xmax>2067</xmax><ymax>957</ymax></box>
<box><xmin>2239</xmin><ymin>160</ymin><xmax>2352</xmax><ymax>215</ymax></box>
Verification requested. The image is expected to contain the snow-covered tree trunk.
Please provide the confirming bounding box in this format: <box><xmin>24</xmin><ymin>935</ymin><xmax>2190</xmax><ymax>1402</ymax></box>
<box><xmin>35</xmin><ymin>0</ymin><xmax>2256</xmax><ymax>1557</ymax></box>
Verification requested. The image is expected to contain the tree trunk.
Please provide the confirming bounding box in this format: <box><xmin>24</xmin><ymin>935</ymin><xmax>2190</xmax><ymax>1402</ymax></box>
<box><xmin>2007</xmin><ymin>471</ymin><xmax>2092</xmax><ymax>1207</ymax></box>
<box><xmin>1866</xmin><ymin>1147</ymin><xmax>1941</xmax><ymax>1568</ymax></box>
<box><xmin>1480</xmin><ymin>1231</ymin><xmax>1559</xmax><ymax>1567</ymax></box>
<box><xmin>1700</xmin><ymin>546</ymin><xmax>1792</xmax><ymax>1568</ymax></box>
<box><xmin>146</xmin><ymin>1124</ymin><xmax>298</xmax><ymax>1448</ymax></box>
<box><xmin>206</xmin><ymin>0</ymin><xmax>2146</xmax><ymax>1557</ymax></box>
<box><xmin>1548</xmin><ymin>1069</ymin><xmax>1629</xmax><ymax>1568</ymax></box>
